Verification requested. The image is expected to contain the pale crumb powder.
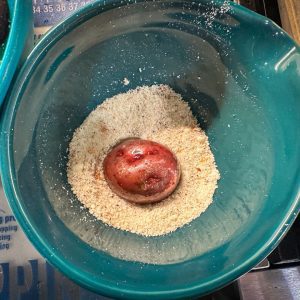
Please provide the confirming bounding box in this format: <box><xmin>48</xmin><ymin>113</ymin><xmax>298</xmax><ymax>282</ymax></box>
<box><xmin>67</xmin><ymin>85</ymin><xmax>220</xmax><ymax>236</ymax></box>
<box><xmin>122</xmin><ymin>77</ymin><xmax>130</xmax><ymax>85</ymax></box>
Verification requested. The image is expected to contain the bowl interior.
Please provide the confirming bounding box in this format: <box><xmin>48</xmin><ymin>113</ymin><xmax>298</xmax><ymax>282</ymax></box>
<box><xmin>3</xmin><ymin>0</ymin><xmax>300</xmax><ymax>297</ymax></box>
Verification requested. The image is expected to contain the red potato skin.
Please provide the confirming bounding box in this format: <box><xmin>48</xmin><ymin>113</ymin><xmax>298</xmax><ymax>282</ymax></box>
<box><xmin>103</xmin><ymin>139</ymin><xmax>181</xmax><ymax>204</ymax></box>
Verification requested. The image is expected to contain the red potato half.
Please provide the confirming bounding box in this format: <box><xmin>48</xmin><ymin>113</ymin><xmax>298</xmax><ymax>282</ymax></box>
<box><xmin>103</xmin><ymin>138</ymin><xmax>181</xmax><ymax>204</ymax></box>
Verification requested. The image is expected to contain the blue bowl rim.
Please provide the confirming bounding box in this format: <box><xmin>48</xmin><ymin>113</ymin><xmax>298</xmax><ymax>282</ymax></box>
<box><xmin>0</xmin><ymin>0</ymin><xmax>32</xmax><ymax>107</ymax></box>
<box><xmin>1</xmin><ymin>0</ymin><xmax>300</xmax><ymax>298</ymax></box>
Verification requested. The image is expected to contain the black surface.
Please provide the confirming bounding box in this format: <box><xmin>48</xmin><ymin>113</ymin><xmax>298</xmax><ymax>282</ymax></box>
<box><xmin>238</xmin><ymin>0</ymin><xmax>281</xmax><ymax>26</ymax></box>
<box><xmin>268</xmin><ymin>215</ymin><xmax>300</xmax><ymax>265</ymax></box>
<box><xmin>0</xmin><ymin>0</ymin><xmax>9</xmax><ymax>44</ymax></box>
<box><xmin>262</xmin><ymin>0</ymin><xmax>281</xmax><ymax>26</ymax></box>
<box><xmin>201</xmin><ymin>282</ymin><xmax>240</xmax><ymax>300</ymax></box>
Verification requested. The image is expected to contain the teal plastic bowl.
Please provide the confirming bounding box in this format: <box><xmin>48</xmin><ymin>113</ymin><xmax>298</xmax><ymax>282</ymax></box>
<box><xmin>1</xmin><ymin>0</ymin><xmax>299</xmax><ymax>298</ymax></box>
<box><xmin>0</xmin><ymin>0</ymin><xmax>32</xmax><ymax>107</ymax></box>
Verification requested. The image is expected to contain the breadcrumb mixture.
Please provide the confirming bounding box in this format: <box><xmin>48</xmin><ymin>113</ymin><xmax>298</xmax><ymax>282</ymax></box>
<box><xmin>67</xmin><ymin>85</ymin><xmax>220</xmax><ymax>236</ymax></box>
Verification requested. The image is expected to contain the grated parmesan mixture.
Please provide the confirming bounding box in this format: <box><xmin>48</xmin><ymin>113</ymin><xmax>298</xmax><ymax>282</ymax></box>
<box><xmin>67</xmin><ymin>85</ymin><xmax>220</xmax><ymax>236</ymax></box>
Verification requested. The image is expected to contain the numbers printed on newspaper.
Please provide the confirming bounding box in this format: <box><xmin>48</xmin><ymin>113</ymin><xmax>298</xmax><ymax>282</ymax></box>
<box><xmin>33</xmin><ymin>0</ymin><xmax>95</xmax><ymax>42</ymax></box>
